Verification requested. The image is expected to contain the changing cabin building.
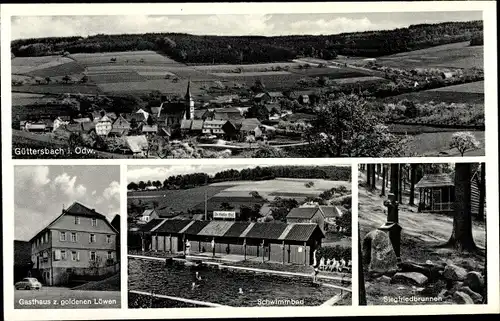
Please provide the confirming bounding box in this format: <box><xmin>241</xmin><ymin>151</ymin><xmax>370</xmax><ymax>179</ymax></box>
<box><xmin>28</xmin><ymin>202</ymin><xmax>119</xmax><ymax>286</ymax></box>
<box><xmin>135</xmin><ymin>219</ymin><xmax>324</xmax><ymax>265</ymax></box>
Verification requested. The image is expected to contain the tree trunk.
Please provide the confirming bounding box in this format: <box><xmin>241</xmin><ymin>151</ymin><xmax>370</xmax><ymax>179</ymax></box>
<box><xmin>398</xmin><ymin>164</ymin><xmax>403</xmax><ymax>203</ymax></box>
<box><xmin>409</xmin><ymin>164</ymin><xmax>417</xmax><ymax>205</ymax></box>
<box><xmin>370</xmin><ymin>164</ymin><xmax>376</xmax><ymax>190</ymax></box>
<box><xmin>390</xmin><ymin>164</ymin><xmax>399</xmax><ymax>197</ymax></box>
<box><xmin>358</xmin><ymin>228</ymin><xmax>367</xmax><ymax>305</ymax></box>
<box><xmin>366</xmin><ymin>164</ymin><xmax>371</xmax><ymax>186</ymax></box>
<box><xmin>445</xmin><ymin>163</ymin><xmax>477</xmax><ymax>251</ymax></box>
<box><xmin>477</xmin><ymin>162</ymin><xmax>486</xmax><ymax>221</ymax></box>
<box><xmin>381</xmin><ymin>165</ymin><xmax>386</xmax><ymax>196</ymax></box>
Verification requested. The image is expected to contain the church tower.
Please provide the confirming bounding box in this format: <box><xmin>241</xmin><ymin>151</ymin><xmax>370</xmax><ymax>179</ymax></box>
<box><xmin>184</xmin><ymin>79</ymin><xmax>194</xmax><ymax>120</ymax></box>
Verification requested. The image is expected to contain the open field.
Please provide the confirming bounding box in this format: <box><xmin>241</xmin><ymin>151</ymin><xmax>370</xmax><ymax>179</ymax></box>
<box><xmin>408</xmin><ymin>130</ymin><xmax>484</xmax><ymax>156</ymax></box>
<box><xmin>385</xmin><ymin>82</ymin><xmax>485</xmax><ymax>104</ymax></box>
<box><xmin>71</xmin><ymin>50</ymin><xmax>184</xmax><ymax>66</ymax></box>
<box><xmin>13</xmin><ymin>83</ymin><xmax>101</xmax><ymax>95</ymax></box>
<box><xmin>12</xmin><ymin>92</ymin><xmax>56</xmax><ymax>106</ymax></box>
<box><xmin>376</xmin><ymin>42</ymin><xmax>483</xmax><ymax>69</ymax></box>
<box><xmin>12</xmin><ymin>56</ymin><xmax>75</xmax><ymax>74</ymax></box>
<box><xmin>429</xmin><ymin>80</ymin><xmax>484</xmax><ymax>94</ymax></box>
<box><xmin>211</xmin><ymin>71</ymin><xmax>292</xmax><ymax>77</ymax></box>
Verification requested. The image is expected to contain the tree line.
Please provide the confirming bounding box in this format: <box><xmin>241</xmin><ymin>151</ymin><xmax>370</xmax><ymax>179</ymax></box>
<box><xmin>127</xmin><ymin>165</ymin><xmax>351</xmax><ymax>191</ymax></box>
<box><xmin>12</xmin><ymin>21</ymin><xmax>482</xmax><ymax>64</ymax></box>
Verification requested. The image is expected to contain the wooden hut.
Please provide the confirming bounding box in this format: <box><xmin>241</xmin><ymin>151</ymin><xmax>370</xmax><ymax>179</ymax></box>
<box><xmin>415</xmin><ymin>171</ymin><xmax>482</xmax><ymax>216</ymax></box>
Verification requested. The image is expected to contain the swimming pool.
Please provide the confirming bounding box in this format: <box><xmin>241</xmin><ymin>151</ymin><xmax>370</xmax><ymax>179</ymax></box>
<box><xmin>128</xmin><ymin>258</ymin><xmax>343</xmax><ymax>307</ymax></box>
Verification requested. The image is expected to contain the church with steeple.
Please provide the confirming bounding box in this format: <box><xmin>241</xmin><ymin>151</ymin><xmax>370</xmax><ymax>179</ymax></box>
<box><xmin>150</xmin><ymin>80</ymin><xmax>195</xmax><ymax>129</ymax></box>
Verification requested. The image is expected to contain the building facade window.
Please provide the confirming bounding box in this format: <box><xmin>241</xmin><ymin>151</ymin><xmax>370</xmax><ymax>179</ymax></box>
<box><xmin>90</xmin><ymin>251</ymin><xmax>96</xmax><ymax>261</ymax></box>
<box><xmin>89</xmin><ymin>234</ymin><xmax>96</xmax><ymax>243</ymax></box>
<box><xmin>61</xmin><ymin>250</ymin><xmax>67</xmax><ymax>260</ymax></box>
<box><xmin>106</xmin><ymin>235</ymin><xmax>111</xmax><ymax>243</ymax></box>
<box><xmin>91</xmin><ymin>218</ymin><xmax>97</xmax><ymax>227</ymax></box>
<box><xmin>107</xmin><ymin>251</ymin><xmax>113</xmax><ymax>260</ymax></box>
<box><xmin>60</xmin><ymin>232</ymin><xmax>66</xmax><ymax>241</ymax></box>
<box><xmin>75</xmin><ymin>217</ymin><xmax>80</xmax><ymax>225</ymax></box>
<box><xmin>71</xmin><ymin>232</ymin><xmax>77</xmax><ymax>242</ymax></box>
<box><xmin>71</xmin><ymin>251</ymin><xmax>77</xmax><ymax>261</ymax></box>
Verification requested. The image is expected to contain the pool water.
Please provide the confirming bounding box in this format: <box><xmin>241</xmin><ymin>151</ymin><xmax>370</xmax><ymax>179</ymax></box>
<box><xmin>128</xmin><ymin>259</ymin><xmax>341</xmax><ymax>307</ymax></box>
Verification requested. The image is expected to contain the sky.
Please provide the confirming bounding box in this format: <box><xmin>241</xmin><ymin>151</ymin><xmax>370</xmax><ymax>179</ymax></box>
<box><xmin>11</xmin><ymin>11</ymin><xmax>482</xmax><ymax>40</ymax></box>
<box><xmin>14</xmin><ymin>166</ymin><xmax>120</xmax><ymax>241</ymax></box>
<box><xmin>127</xmin><ymin>164</ymin><xmax>349</xmax><ymax>184</ymax></box>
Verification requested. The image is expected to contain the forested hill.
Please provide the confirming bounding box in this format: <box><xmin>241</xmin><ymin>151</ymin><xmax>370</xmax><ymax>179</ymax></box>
<box><xmin>12</xmin><ymin>20</ymin><xmax>482</xmax><ymax>64</ymax></box>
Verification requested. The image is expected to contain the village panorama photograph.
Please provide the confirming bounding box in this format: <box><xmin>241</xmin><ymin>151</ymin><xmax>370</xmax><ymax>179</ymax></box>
<box><xmin>357</xmin><ymin>162</ymin><xmax>487</xmax><ymax>306</ymax></box>
<box><xmin>13</xmin><ymin>165</ymin><xmax>121</xmax><ymax>309</ymax></box>
<box><xmin>127</xmin><ymin>164</ymin><xmax>352</xmax><ymax>307</ymax></box>
<box><xmin>10</xmin><ymin>11</ymin><xmax>484</xmax><ymax>159</ymax></box>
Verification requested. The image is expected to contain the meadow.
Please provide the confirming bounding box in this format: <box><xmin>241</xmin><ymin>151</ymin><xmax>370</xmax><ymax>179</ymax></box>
<box><xmin>376</xmin><ymin>41</ymin><xmax>484</xmax><ymax>69</ymax></box>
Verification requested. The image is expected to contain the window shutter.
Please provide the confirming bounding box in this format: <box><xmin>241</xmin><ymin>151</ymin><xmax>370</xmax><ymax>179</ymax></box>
<box><xmin>77</xmin><ymin>252</ymin><xmax>80</xmax><ymax>261</ymax></box>
<box><xmin>54</xmin><ymin>249</ymin><xmax>61</xmax><ymax>261</ymax></box>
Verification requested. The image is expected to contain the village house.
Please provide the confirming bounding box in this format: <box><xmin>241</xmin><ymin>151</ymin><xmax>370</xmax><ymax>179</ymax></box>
<box><xmin>212</xmin><ymin>107</ymin><xmax>244</xmax><ymax>122</ymax></box>
<box><xmin>138</xmin><ymin>209</ymin><xmax>160</xmax><ymax>223</ymax></box>
<box><xmin>202</xmin><ymin>120</ymin><xmax>227</xmax><ymax>136</ymax></box>
<box><xmin>29</xmin><ymin>202</ymin><xmax>118</xmax><ymax>286</ymax></box>
<box><xmin>53</xmin><ymin>116</ymin><xmax>70</xmax><ymax>132</ymax></box>
<box><xmin>141</xmin><ymin>124</ymin><xmax>158</xmax><ymax>136</ymax></box>
<box><xmin>239</xmin><ymin>118</ymin><xmax>262</xmax><ymax>138</ymax></box>
<box><xmin>95</xmin><ymin>114</ymin><xmax>113</xmax><ymax>136</ymax></box>
<box><xmin>112</xmin><ymin>115</ymin><xmax>131</xmax><ymax>132</ymax></box>
<box><xmin>286</xmin><ymin>206</ymin><xmax>327</xmax><ymax>232</ymax></box>
<box><xmin>125</xmin><ymin>135</ymin><xmax>149</xmax><ymax>157</ymax></box>
<box><xmin>24</xmin><ymin>122</ymin><xmax>48</xmax><ymax>133</ymax></box>
<box><xmin>254</xmin><ymin>92</ymin><xmax>272</xmax><ymax>104</ymax></box>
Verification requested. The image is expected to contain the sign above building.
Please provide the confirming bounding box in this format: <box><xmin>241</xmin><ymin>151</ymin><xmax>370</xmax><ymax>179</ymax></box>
<box><xmin>213</xmin><ymin>211</ymin><xmax>236</xmax><ymax>219</ymax></box>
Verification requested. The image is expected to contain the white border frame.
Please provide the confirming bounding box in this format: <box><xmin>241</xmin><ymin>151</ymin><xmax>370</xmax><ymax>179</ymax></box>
<box><xmin>2</xmin><ymin>1</ymin><xmax>499</xmax><ymax>320</ymax></box>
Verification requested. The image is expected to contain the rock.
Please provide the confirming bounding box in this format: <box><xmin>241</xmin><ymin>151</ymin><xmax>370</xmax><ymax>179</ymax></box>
<box><xmin>448</xmin><ymin>281</ymin><xmax>464</xmax><ymax>293</ymax></box>
<box><xmin>397</xmin><ymin>286</ymin><xmax>406</xmax><ymax>290</ymax></box>
<box><xmin>438</xmin><ymin>289</ymin><xmax>448</xmax><ymax>299</ymax></box>
<box><xmin>464</xmin><ymin>271</ymin><xmax>484</xmax><ymax>294</ymax></box>
<box><xmin>378</xmin><ymin>275</ymin><xmax>392</xmax><ymax>284</ymax></box>
<box><xmin>453</xmin><ymin>291</ymin><xmax>474</xmax><ymax>304</ymax></box>
<box><xmin>391</xmin><ymin>272</ymin><xmax>428</xmax><ymax>286</ymax></box>
<box><xmin>363</xmin><ymin>229</ymin><xmax>398</xmax><ymax>274</ymax></box>
<box><xmin>459</xmin><ymin>286</ymin><xmax>483</xmax><ymax>304</ymax></box>
<box><xmin>443</xmin><ymin>264</ymin><xmax>467</xmax><ymax>281</ymax></box>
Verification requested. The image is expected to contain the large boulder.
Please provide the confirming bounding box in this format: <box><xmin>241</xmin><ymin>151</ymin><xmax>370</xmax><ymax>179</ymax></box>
<box><xmin>453</xmin><ymin>291</ymin><xmax>474</xmax><ymax>304</ymax></box>
<box><xmin>363</xmin><ymin>229</ymin><xmax>398</xmax><ymax>274</ymax></box>
<box><xmin>459</xmin><ymin>286</ymin><xmax>483</xmax><ymax>304</ymax></box>
<box><xmin>443</xmin><ymin>263</ymin><xmax>467</xmax><ymax>281</ymax></box>
<box><xmin>464</xmin><ymin>271</ymin><xmax>484</xmax><ymax>294</ymax></box>
<box><xmin>391</xmin><ymin>272</ymin><xmax>428</xmax><ymax>286</ymax></box>
<box><xmin>378</xmin><ymin>275</ymin><xmax>392</xmax><ymax>284</ymax></box>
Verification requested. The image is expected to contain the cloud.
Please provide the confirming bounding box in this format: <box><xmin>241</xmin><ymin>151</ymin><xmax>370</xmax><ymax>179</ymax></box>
<box><xmin>52</xmin><ymin>173</ymin><xmax>87</xmax><ymax>199</ymax></box>
<box><xmin>127</xmin><ymin>165</ymin><xmax>258</xmax><ymax>183</ymax></box>
<box><xmin>15</xmin><ymin>166</ymin><xmax>51</xmax><ymax>186</ymax></box>
<box><xmin>92</xmin><ymin>190</ymin><xmax>97</xmax><ymax>195</ymax></box>
<box><xmin>103</xmin><ymin>181</ymin><xmax>120</xmax><ymax>202</ymax></box>
<box><xmin>10</xmin><ymin>14</ymin><xmax>427</xmax><ymax>39</ymax></box>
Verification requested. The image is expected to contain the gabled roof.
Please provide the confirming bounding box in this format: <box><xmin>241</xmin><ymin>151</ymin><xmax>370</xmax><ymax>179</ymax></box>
<box><xmin>142</xmin><ymin>124</ymin><xmax>158</xmax><ymax>133</ymax></box>
<box><xmin>137</xmin><ymin>219</ymin><xmax>165</xmax><ymax>233</ymax></box>
<box><xmin>268</xmin><ymin>91</ymin><xmax>284</xmax><ymax>98</ymax></box>
<box><xmin>240</xmin><ymin>118</ymin><xmax>261</xmax><ymax>132</ymax></box>
<box><xmin>286</xmin><ymin>207</ymin><xmax>320</xmax><ymax>220</ymax></box>
<box><xmin>180</xmin><ymin>119</ymin><xmax>193</xmax><ymax>130</ymax></box>
<box><xmin>223</xmin><ymin>222</ymin><xmax>251</xmax><ymax>238</ymax></box>
<box><xmin>244</xmin><ymin>222</ymin><xmax>289</xmax><ymax>240</ymax></box>
<box><xmin>142</xmin><ymin>209</ymin><xmax>157</xmax><ymax>217</ymax></box>
<box><xmin>415</xmin><ymin>173</ymin><xmax>454</xmax><ymax>188</ymax></box>
<box><xmin>191</xmin><ymin>120</ymin><xmax>204</xmax><ymax>130</ymax></box>
<box><xmin>82</xmin><ymin>122</ymin><xmax>96</xmax><ymax>132</ymax></box>
<box><xmin>29</xmin><ymin>202</ymin><xmax>118</xmax><ymax>242</ymax></box>
<box><xmin>203</xmin><ymin>120</ymin><xmax>227</xmax><ymax>127</ymax></box>
<box><xmin>113</xmin><ymin>115</ymin><xmax>131</xmax><ymax>127</ymax></box>
<box><xmin>126</xmin><ymin>135</ymin><xmax>148</xmax><ymax>153</ymax></box>
<box><xmin>161</xmin><ymin>101</ymin><xmax>186</xmax><ymax>114</ymax></box>
<box><xmin>282</xmin><ymin>223</ymin><xmax>325</xmax><ymax>242</ymax></box>
<box><xmin>183</xmin><ymin>220</ymin><xmax>210</xmax><ymax>235</ymax></box>
<box><xmin>154</xmin><ymin>219</ymin><xmax>192</xmax><ymax>234</ymax></box>
<box><xmin>65</xmin><ymin>123</ymin><xmax>83</xmax><ymax>133</ymax></box>
<box><xmin>111</xmin><ymin>214</ymin><xmax>120</xmax><ymax>232</ymax></box>
<box><xmin>150</xmin><ymin>106</ymin><xmax>162</xmax><ymax>117</ymax></box>
<box><xmin>198</xmin><ymin>221</ymin><xmax>234</xmax><ymax>237</ymax></box>
<box><xmin>319</xmin><ymin>206</ymin><xmax>342</xmax><ymax>218</ymax></box>
<box><xmin>73</xmin><ymin>117</ymin><xmax>91</xmax><ymax>123</ymax></box>
<box><xmin>194</xmin><ymin>109</ymin><xmax>211</xmax><ymax>119</ymax></box>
